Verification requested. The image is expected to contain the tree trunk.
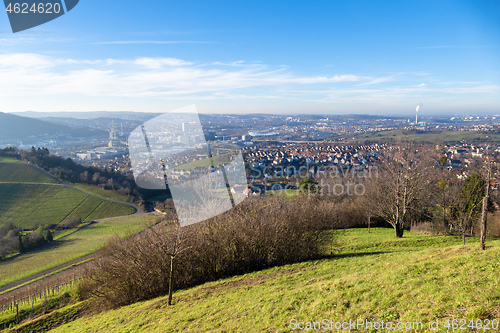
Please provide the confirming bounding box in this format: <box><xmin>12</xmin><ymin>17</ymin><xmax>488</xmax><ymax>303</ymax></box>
<box><xmin>462</xmin><ymin>230</ymin><xmax>466</xmax><ymax>245</ymax></box>
<box><xmin>395</xmin><ymin>223</ymin><xmax>404</xmax><ymax>238</ymax></box>
<box><xmin>167</xmin><ymin>255</ymin><xmax>174</xmax><ymax>306</ymax></box>
<box><xmin>480</xmin><ymin>167</ymin><xmax>490</xmax><ymax>250</ymax></box>
<box><xmin>480</xmin><ymin>196</ymin><xmax>488</xmax><ymax>250</ymax></box>
<box><xmin>367</xmin><ymin>216</ymin><xmax>371</xmax><ymax>233</ymax></box>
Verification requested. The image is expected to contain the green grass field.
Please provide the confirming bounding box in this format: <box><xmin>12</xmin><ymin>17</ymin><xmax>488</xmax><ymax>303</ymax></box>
<box><xmin>267</xmin><ymin>189</ymin><xmax>299</xmax><ymax>198</ymax></box>
<box><xmin>0</xmin><ymin>215</ymin><xmax>160</xmax><ymax>289</ymax></box>
<box><xmin>8</xmin><ymin>228</ymin><xmax>500</xmax><ymax>333</ymax></box>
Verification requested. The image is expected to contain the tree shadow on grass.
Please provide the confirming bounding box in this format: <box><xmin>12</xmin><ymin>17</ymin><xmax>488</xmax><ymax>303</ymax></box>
<box><xmin>320</xmin><ymin>251</ymin><xmax>394</xmax><ymax>260</ymax></box>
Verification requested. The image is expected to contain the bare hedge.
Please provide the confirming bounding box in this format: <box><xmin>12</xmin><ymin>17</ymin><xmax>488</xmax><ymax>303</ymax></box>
<box><xmin>77</xmin><ymin>196</ymin><xmax>337</xmax><ymax>309</ymax></box>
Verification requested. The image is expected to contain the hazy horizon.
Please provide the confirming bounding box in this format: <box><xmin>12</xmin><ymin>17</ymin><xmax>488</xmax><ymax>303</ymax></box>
<box><xmin>4</xmin><ymin>109</ymin><xmax>500</xmax><ymax>118</ymax></box>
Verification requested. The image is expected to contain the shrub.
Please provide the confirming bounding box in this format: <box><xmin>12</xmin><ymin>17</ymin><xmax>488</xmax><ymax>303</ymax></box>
<box><xmin>78</xmin><ymin>196</ymin><xmax>337</xmax><ymax>309</ymax></box>
<box><xmin>65</xmin><ymin>216</ymin><xmax>82</xmax><ymax>229</ymax></box>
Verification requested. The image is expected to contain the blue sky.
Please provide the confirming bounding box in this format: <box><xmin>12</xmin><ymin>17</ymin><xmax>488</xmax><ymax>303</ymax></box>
<box><xmin>0</xmin><ymin>0</ymin><xmax>499</xmax><ymax>115</ymax></box>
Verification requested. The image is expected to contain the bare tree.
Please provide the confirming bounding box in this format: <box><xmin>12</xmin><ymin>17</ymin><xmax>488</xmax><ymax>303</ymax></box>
<box><xmin>148</xmin><ymin>220</ymin><xmax>192</xmax><ymax>305</ymax></box>
<box><xmin>434</xmin><ymin>177</ymin><xmax>462</xmax><ymax>232</ymax></box>
<box><xmin>354</xmin><ymin>193</ymin><xmax>373</xmax><ymax>233</ymax></box>
<box><xmin>479</xmin><ymin>154</ymin><xmax>494</xmax><ymax>250</ymax></box>
<box><xmin>369</xmin><ymin>143</ymin><xmax>433</xmax><ymax>237</ymax></box>
<box><xmin>450</xmin><ymin>173</ymin><xmax>484</xmax><ymax>245</ymax></box>
<box><xmin>479</xmin><ymin>168</ymin><xmax>490</xmax><ymax>250</ymax></box>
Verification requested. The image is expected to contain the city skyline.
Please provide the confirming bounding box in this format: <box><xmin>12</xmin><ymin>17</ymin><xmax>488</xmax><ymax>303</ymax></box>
<box><xmin>0</xmin><ymin>0</ymin><xmax>499</xmax><ymax>115</ymax></box>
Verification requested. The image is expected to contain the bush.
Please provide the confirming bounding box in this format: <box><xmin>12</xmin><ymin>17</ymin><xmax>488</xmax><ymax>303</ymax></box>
<box><xmin>20</xmin><ymin>225</ymin><xmax>53</xmax><ymax>253</ymax></box>
<box><xmin>487</xmin><ymin>213</ymin><xmax>500</xmax><ymax>238</ymax></box>
<box><xmin>0</xmin><ymin>222</ymin><xmax>21</xmax><ymax>258</ymax></box>
<box><xmin>64</xmin><ymin>216</ymin><xmax>82</xmax><ymax>229</ymax></box>
<box><xmin>21</xmin><ymin>231</ymin><xmax>46</xmax><ymax>252</ymax></box>
<box><xmin>78</xmin><ymin>196</ymin><xmax>337</xmax><ymax>309</ymax></box>
<box><xmin>0</xmin><ymin>222</ymin><xmax>54</xmax><ymax>257</ymax></box>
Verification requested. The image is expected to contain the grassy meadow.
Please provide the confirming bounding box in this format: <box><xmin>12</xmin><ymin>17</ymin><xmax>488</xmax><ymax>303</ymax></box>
<box><xmin>267</xmin><ymin>189</ymin><xmax>299</xmax><ymax>198</ymax></box>
<box><xmin>0</xmin><ymin>215</ymin><xmax>160</xmax><ymax>289</ymax></box>
<box><xmin>5</xmin><ymin>228</ymin><xmax>500</xmax><ymax>332</ymax></box>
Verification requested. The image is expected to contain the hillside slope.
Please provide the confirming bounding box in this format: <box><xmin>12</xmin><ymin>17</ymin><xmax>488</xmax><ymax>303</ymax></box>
<box><xmin>0</xmin><ymin>158</ymin><xmax>135</xmax><ymax>228</ymax></box>
<box><xmin>0</xmin><ymin>112</ymin><xmax>105</xmax><ymax>140</ymax></box>
<box><xmin>10</xmin><ymin>229</ymin><xmax>500</xmax><ymax>333</ymax></box>
<box><xmin>0</xmin><ymin>157</ymin><xmax>143</xmax><ymax>288</ymax></box>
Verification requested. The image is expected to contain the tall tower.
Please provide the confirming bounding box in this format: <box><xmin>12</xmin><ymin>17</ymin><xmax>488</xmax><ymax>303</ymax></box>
<box><xmin>109</xmin><ymin>118</ymin><xmax>117</xmax><ymax>147</ymax></box>
<box><xmin>110</xmin><ymin>118</ymin><xmax>117</xmax><ymax>139</ymax></box>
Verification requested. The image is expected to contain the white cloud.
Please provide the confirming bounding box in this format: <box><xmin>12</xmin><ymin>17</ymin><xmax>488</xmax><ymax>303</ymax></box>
<box><xmin>0</xmin><ymin>54</ymin><xmax>369</xmax><ymax>98</ymax></box>
<box><xmin>134</xmin><ymin>57</ymin><xmax>193</xmax><ymax>68</ymax></box>
<box><xmin>95</xmin><ymin>40</ymin><xmax>215</xmax><ymax>45</ymax></box>
<box><xmin>360</xmin><ymin>74</ymin><xmax>399</xmax><ymax>85</ymax></box>
<box><xmin>0</xmin><ymin>53</ymin><xmax>498</xmax><ymax>112</ymax></box>
<box><xmin>0</xmin><ymin>53</ymin><xmax>54</xmax><ymax>69</ymax></box>
<box><xmin>0</xmin><ymin>38</ymin><xmax>37</xmax><ymax>46</ymax></box>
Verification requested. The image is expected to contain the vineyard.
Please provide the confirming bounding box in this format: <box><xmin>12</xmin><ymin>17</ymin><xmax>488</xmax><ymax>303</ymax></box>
<box><xmin>0</xmin><ymin>157</ymin><xmax>136</xmax><ymax>228</ymax></box>
<box><xmin>85</xmin><ymin>201</ymin><xmax>136</xmax><ymax>221</ymax></box>
<box><xmin>0</xmin><ymin>159</ymin><xmax>56</xmax><ymax>184</ymax></box>
<box><xmin>71</xmin><ymin>182</ymin><xmax>132</xmax><ymax>203</ymax></box>
<box><xmin>0</xmin><ymin>268</ymin><xmax>82</xmax><ymax>331</ymax></box>
<box><xmin>0</xmin><ymin>184</ymin><xmax>135</xmax><ymax>228</ymax></box>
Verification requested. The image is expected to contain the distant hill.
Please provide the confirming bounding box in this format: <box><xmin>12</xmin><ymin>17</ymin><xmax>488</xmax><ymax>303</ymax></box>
<box><xmin>0</xmin><ymin>112</ymin><xmax>106</xmax><ymax>140</ymax></box>
<box><xmin>12</xmin><ymin>111</ymin><xmax>159</xmax><ymax>121</ymax></box>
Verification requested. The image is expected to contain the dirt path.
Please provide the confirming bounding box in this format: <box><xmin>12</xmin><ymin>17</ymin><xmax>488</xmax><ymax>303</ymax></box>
<box><xmin>0</xmin><ymin>253</ymin><xmax>95</xmax><ymax>295</ymax></box>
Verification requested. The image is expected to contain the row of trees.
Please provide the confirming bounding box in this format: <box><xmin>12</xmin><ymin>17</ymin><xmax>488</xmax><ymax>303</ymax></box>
<box><xmin>376</xmin><ymin>144</ymin><xmax>493</xmax><ymax>247</ymax></box>
<box><xmin>309</xmin><ymin>142</ymin><xmax>496</xmax><ymax>246</ymax></box>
